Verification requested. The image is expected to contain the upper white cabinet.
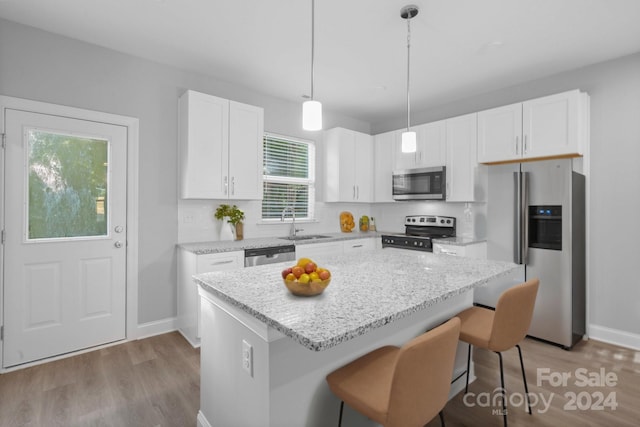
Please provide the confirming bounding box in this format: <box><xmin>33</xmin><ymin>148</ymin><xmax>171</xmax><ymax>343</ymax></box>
<box><xmin>179</xmin><ymin>90</ymin><xmax>264</xmax><ymax>199</ymax></box>
<box><xmin>373</xmin><ymin>130</ymin><xmax>398</xmax><ymax>202</ymax></box>
<box><xmin>477</xmin><ymin>90</ymin><xmax>588</xmax><ymax>164</ymax></box>
<box><xmin>394</xmin><ymin>120</ymin><xmax>446</xmax><ymax>170</ymax></box>
<box><xmin>445</xmin><ymin>113</ymin><xmax>485</xmax><ymax>202</ymax></box>
<box><xmin>324</xmin><ymin>127</ymin><xmax>373</xmax><ymax>203</ymax></box>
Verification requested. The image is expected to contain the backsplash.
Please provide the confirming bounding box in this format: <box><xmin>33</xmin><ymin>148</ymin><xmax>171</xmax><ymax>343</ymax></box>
<box><xmin>178</xmin><ymin>199</ymin><xmax>486</xmax><ymax>244</ymax></box>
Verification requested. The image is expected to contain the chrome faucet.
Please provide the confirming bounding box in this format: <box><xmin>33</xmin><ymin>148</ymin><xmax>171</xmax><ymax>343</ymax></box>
<box><xmin>281</xmin><ymin>206</ymin><xmax>303</xmax><ymax>238</ymax></box>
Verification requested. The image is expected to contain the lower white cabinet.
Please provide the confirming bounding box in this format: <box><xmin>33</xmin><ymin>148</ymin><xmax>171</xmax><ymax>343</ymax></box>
<box><xmin>178</xmin><ymin>248</ymin><xmax>244</xmax><ymax>347</ymax></box>
<box><xmin>432</xmin><ymin>242</ymin><xmax>487</xmax><ymax>259</ymax></box>
<box><xmin>296</xmin><ymin>237</ymin><xmax>377</xmax><ymax>260</ymax></box>
<box><xmin>295</xmin><ymin>241</ymin><xmax>345</xmax><ymax>260</ymax></box>
<box><xmin>343</xmin><ymin>237</ymin><xmax>376</xmax><ymax>253</ymax></box>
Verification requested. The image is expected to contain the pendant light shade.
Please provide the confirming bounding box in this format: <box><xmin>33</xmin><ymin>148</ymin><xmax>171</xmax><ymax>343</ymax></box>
<box><xmin>401</xmin><ymin>5</ymin><xmax>418</xmax><ymax>153</ymax></box>
<box><xmin>302</xmin><ymin>0</ymin><xmax>322</xmax><ymax>131</ymax></box>
<box><xmin>401</xmin><ymin>130</ymin><xmax>417</xmax><ymax>153</ymax></box>
<box><xmin>303</xmin><ymin>99</ymin><xmax>322</xmax><ymax>131</ymax></box>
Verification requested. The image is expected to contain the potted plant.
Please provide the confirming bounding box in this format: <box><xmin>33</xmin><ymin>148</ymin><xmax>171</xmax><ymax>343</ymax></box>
<box><xmin>215</xmin><ymin>204</ymin><xmax>245</xmax><ymax>240</ymax></box>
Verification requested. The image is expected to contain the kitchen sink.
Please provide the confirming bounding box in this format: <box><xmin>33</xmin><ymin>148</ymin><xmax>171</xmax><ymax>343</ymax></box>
<box><xmin>278</xmin><ymin>234</ymin><xmax>331</xmax><ymax>241</ymax></box>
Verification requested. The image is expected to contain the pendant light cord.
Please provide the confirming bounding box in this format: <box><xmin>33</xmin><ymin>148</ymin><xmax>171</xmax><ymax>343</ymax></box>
<box><xmin>310</xmin><ymin>0</ymin><xmax>315</xmax><ymax>101</ymax></box>
<box><xmin>406</xmin><ymin>15</ymin><xmax>411</xmax><ymax>132</ymax></box>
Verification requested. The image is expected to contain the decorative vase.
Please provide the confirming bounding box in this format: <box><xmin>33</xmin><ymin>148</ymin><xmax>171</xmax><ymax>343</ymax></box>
<box><xmin>235</xmin><ymin>222</ymin><xmax>244</xmax><ymax>241</ymax></box>
<box><xmin>219</xmin><ymin>217</ymin><xmax>234</xmax><ymax>241</ymax></box>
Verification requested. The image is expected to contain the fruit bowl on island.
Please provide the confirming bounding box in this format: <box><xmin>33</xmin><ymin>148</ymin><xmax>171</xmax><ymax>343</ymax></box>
<box><xmin>281</xmin><ymin>257</ymin><xmax>332</xmax><ymax>297</ymax></box>
<box><xmin>283</xmin><ymin>277</ymin><xmax>331</xmax><ymax>297</ymax></box>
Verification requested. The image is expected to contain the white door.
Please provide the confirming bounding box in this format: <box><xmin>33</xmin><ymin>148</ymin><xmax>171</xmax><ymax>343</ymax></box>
<box><xmin>3</xmin><ymin>109</ymin><xmax>127</xmax><ymax>368</ymax></box>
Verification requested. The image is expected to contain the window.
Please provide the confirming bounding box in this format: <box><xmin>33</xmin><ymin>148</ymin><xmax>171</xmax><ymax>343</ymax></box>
<box><xmin>262</xmin><ymin>133</ymin><xmax>315</xmax><ymax>221</ymax></box>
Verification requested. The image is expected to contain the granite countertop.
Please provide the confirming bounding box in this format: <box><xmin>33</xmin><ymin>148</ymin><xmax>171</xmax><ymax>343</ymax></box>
<box><xmin>179</xmin><ymin>232</ymin><xmax>382</xmax><ymax>255</ymax></box>
<box><xmin>194</xmin><ymin>250</ymin><xmax>518</xmax><ymax>351</ymax></box>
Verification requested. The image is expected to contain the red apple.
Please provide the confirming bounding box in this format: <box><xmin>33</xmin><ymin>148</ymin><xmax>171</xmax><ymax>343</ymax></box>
<box><xmin>281</xmin><ymin>267</ymin><xmax>293</xmax><ymax>279</ymax></box>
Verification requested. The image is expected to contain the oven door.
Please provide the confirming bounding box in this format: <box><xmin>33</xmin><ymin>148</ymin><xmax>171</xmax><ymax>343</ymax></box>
<box><xmin>392</xmin><ymin>166</ymin><xmax>446</xmax><ymax>200</ymax></box>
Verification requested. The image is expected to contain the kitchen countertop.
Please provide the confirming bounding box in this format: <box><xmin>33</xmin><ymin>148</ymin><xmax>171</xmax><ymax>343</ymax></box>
<box><xmin>194</xmin><ymin>250</ymin><xmax>518</xmax><ymax>351</ymax></box>
<box><xmin>178</xmin><ymin>231</ymin><xmax>382</xmax><ymax>255</ymax></box>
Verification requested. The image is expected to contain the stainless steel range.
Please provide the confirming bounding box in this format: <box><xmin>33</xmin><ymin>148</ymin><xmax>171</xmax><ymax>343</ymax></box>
<box><xmin>381</xmin><ymin>215</ymin><xmax>456</xmax><ymax>252</ymax></box>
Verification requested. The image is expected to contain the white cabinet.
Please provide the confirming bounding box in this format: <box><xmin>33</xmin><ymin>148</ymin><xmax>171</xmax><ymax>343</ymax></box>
<box><xmin>324</xmin><ymin>127</ymin><xmax>373</xmax><ymax>202</ymax></box>
<box><xmin>477</xmin><ymin>90</ymin><xmax>588</xmax><ymax>164</ymax></box>
<box><xmin>296</xmin><ymin>237</ymin><xmax>377</xmax><ymax>260</ymax></box>
<box><xmin>445</xmin><ymin>113</ymin><xmax>485</xmax><ymax>202</ymax></box>
<box><xmin>179</xmin><ymin>90</ymin><xmax>264</xmax><ymax>199</ymax></box>
<box><xmin>432</xmin><ymin>242</ymin><xmax>487</xmax><ymax>259</ymax></box>
<box><xmin>343</xmin><ymin>237</ymin><xmax>376</xmax><ymax>253</ymax></box>
<box><xmin>178</xmin><ymin>248</ymin><xmax>244</xmax><ymax>347</ymax></box>
<box><xmin>373</xmin><ymin>130</ymin><xmax>398</xmax><ymax>202</ymax></box>
<box><xmin>296</xmin><ymin>241</ymin><xmax>345</xmax><ymax>260</ymax></box>
<box><xmin>394</xmin><ymin>120</ymin><xmax>446</xmax><ymax>170</ymax></box>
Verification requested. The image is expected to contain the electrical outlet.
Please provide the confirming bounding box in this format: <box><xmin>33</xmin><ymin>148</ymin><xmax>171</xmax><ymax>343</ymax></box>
<box><xmin>242</xmin><ymin>339</ymin><xmax>253</xmax><ymax>377</ymax></box>
<box><xmin>183</xmin><ymin>214</ymin><xmax>194</xmax><ymax>223</ymax></box>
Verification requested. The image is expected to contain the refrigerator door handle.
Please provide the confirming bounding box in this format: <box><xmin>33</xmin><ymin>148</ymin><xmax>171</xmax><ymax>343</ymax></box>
<box><xmin>514</xmin><ymin>171</ymin><xmax>523</xmax><ymax>264</ymax></box>
<box><xmin>522</xmin><ymin>172</ymin><xmax>530</xmax><ymax>264</ymax></box>
<box><xmin>514</xmin><ymin>171</ymin><xmax>530</xmax><ymax>264</ymax></box>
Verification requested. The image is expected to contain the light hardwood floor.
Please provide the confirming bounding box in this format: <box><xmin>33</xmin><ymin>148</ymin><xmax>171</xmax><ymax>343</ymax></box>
<box><xmin>0</xmin><ymin>332</ymin><xmax>200</xmax><ymax>427</ymax></box>
<box><xmin>1</xmin><ymin>332</ymin><xmax>638</xmax><ymax>426</ymax></box>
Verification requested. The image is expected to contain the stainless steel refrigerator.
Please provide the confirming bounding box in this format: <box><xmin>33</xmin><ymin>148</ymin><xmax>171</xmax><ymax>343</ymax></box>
<box><xmin>475</xmin><ymin>158</ymin><xmax>585</xmax><ymax>349</ymax></box>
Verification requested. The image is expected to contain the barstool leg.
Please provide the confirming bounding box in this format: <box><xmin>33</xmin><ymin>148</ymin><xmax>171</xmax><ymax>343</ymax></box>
<box><xmin>516</xmin><ymin>344</ymin><xmax>532</xmax><ymax>415</ymax></box>
<box><xmin>496</xmin><ymin>352</ymin><xmax>507</xmax><ymax>427</ymax></box>
<box><xmin>465</xmin><ymin>343</ymin><xmax>472</xmax><ymax>393</ymax></box>
<box><xmin>439</xmin><ymin>409</ymin><xmax>445</xmax><ymax>426</ymax></box>
<box><xmin>338</xmin><ymin>401</ymin><xmax>344</xmax><ymax>427</ymax></box>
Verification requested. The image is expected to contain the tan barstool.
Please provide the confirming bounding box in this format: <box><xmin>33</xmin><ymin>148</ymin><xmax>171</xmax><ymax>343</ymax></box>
<box><xmin>326</xmin><ymin>317</ymin><xmax>460</xmax><ymax>427</ymax></box>
<box><xmin>456</xmin><ymin>278</ymin><xmax>540</xmax><ymax>427</ymax></box>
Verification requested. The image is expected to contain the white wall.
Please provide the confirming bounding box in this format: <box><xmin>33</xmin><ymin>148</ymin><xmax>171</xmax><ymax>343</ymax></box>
<box><xmin>0</xmin><ymin>18</ymin><xmax>370</xmax><ymax>325</ymax></box>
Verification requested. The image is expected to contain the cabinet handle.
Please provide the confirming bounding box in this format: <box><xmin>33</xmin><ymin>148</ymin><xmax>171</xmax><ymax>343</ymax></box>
<box><xmin>356</xmin><ymin>185</ymin><xmax>359</xmax><ymax>200</ymax></box>
<box><xmin>515</xmin><ymin>136</ymin><xmax>520</xmax><ymax>155</ymax></box>
<box><xmin>353</xmin><ymin>185</ymin><xmax>356</xmax><ymax>200</ymax></box>
<box><xmin>224</xmin><ymin>176</ymin><xmax>228</xmax><ymax>195</ymax></box>
<box><xmin>352</xmin><ymin>244</ymin><xmax>363</xmax><ymax>248</ymax></box>
<box><xmin>231</xmin><ymin>176</ymin><xmax>235</xmax><ymax>195</ymax></box>
<box><xmin>523</xmin><ymin>135</ymin><xmax>528</xmax><ymax>154</ymax></box>
<box><xmin>208</xmin><ymin>260</ymin><xmax>234</xmax><ymax>266</ymax></box>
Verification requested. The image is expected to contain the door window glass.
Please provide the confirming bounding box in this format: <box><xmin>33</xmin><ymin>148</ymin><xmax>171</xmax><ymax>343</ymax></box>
<box><xmin>27</xmin><ymin>129</ymin><xmax>109</xmax><ymax>240</ymax></box>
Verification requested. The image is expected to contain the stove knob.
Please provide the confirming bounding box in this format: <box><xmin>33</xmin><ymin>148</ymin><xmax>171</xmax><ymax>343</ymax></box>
<box><xmin>440</xmin><ymin>219</ymin><xmax>444</xmax><ymax>224</ymax></box>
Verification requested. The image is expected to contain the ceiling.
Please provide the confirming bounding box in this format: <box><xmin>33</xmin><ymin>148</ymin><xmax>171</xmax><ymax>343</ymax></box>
<box><xmin>2</xmin><ymin>0</ymin><xmax>640</xmax><ymax>124</ymax></box>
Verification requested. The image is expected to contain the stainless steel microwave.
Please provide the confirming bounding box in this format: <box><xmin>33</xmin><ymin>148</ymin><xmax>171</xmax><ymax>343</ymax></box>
<box><xmin>392</xmin><ymin>166</ymin><xmax>446</xmax><ymax>200</ymax></box>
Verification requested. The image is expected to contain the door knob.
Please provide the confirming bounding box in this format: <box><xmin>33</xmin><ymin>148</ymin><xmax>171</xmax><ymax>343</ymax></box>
<box><xmin>114</xmin><ymin>241</ymin><xmax>123</xmax><ymax>248</ymax></box>
<box><xmin>114</xmin><ymin>226</ymin><xmax>123</xmax><ymax>233</ymax></box>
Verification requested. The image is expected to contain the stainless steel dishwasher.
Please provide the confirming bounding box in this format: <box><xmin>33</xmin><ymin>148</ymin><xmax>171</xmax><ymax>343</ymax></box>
<box><xmin>244</xmin><ymin>245</ymin><xmax>296</xmax><ymax>267</ymax></box>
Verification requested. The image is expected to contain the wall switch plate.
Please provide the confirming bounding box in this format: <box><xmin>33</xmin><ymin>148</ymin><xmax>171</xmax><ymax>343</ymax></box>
<box><xmin>242</xmin><ymin>339</ymin><xmax>253</xmax><ymax>377</ymax></box>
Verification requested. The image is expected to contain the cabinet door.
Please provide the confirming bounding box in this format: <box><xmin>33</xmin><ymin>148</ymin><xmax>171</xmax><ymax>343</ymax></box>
<box><xmin>228</xmin><ymin>101</ymin><xmax>264</xmax><ymax>200</ymax></box>
<box><xmin>296</xmin><ymin>242</ymin><xmax>344</xmax><ymax>260</ymax></box>
<box><xmin>477</xmin><ymin>103</ymin><xmax>522</xmax><ymax>164</ymax></box>
<box><xmin>354</xmin><ymin>131</ymin><xmax>373</xmax><ymax>202</ymax></box>
<box><xmin>179</xmin><ymin>91</ymin><xmax>229</xmax><ymax>199</ymax></box>
<box><xmin>324</xmin><ymin>128</ymin><xmax>356</xmax><ymax>202</ymax></box>
<box><xmin>415</xmin><ymin>120</ymin><xmax>446</xmax><ymax>167</ymax></box>
<box><xmin>446</xmin><ymin>113</ymin><xmax>481</xmax><ymax>202</ymax></box>
<box><xmin>522</xmin><ymin>90</ymin><xmax>580</xmax><ymax>159</ymax></box>
<box><xmin>343</xmin><ymin>238</ymin><xmax>376</xmax><ymax>253</ymax></box>
<box><xmin>373</xmin><ymin>130</ymin><xmax>397</xmax><ymax>202</ymax></box>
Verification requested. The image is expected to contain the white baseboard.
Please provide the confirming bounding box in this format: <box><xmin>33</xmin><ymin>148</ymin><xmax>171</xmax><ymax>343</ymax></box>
<box><xmin>136</xmin><ymin>316</ymin><xmax>178</xmax><ymax>340</ymax></box>
<box><xmin>589</xmin><ymin>324</ymin><xmax>640</xmax><ymax>350</ymax></box>
<box><xmin>197</xmin><ymin>411</ymin><xmax>212</xmax><ymax>427</ymax></box>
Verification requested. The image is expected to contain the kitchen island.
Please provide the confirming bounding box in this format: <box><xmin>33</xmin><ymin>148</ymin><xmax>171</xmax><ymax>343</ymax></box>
<box><xmin>194</xmin><ymin>249</ymin><xmax>520</xmax><ymax>427</ymax></box>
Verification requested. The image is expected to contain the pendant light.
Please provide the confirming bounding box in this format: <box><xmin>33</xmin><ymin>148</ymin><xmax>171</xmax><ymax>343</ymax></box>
<box><xmin>400</xmin><ymin>5</ymin><xmax>419</xmax><ymax>153</ymax></box>
<box><xmin>302</xmin><ymin>0</ymin><xmax>322</xmax><ymax>131</ymax></box>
